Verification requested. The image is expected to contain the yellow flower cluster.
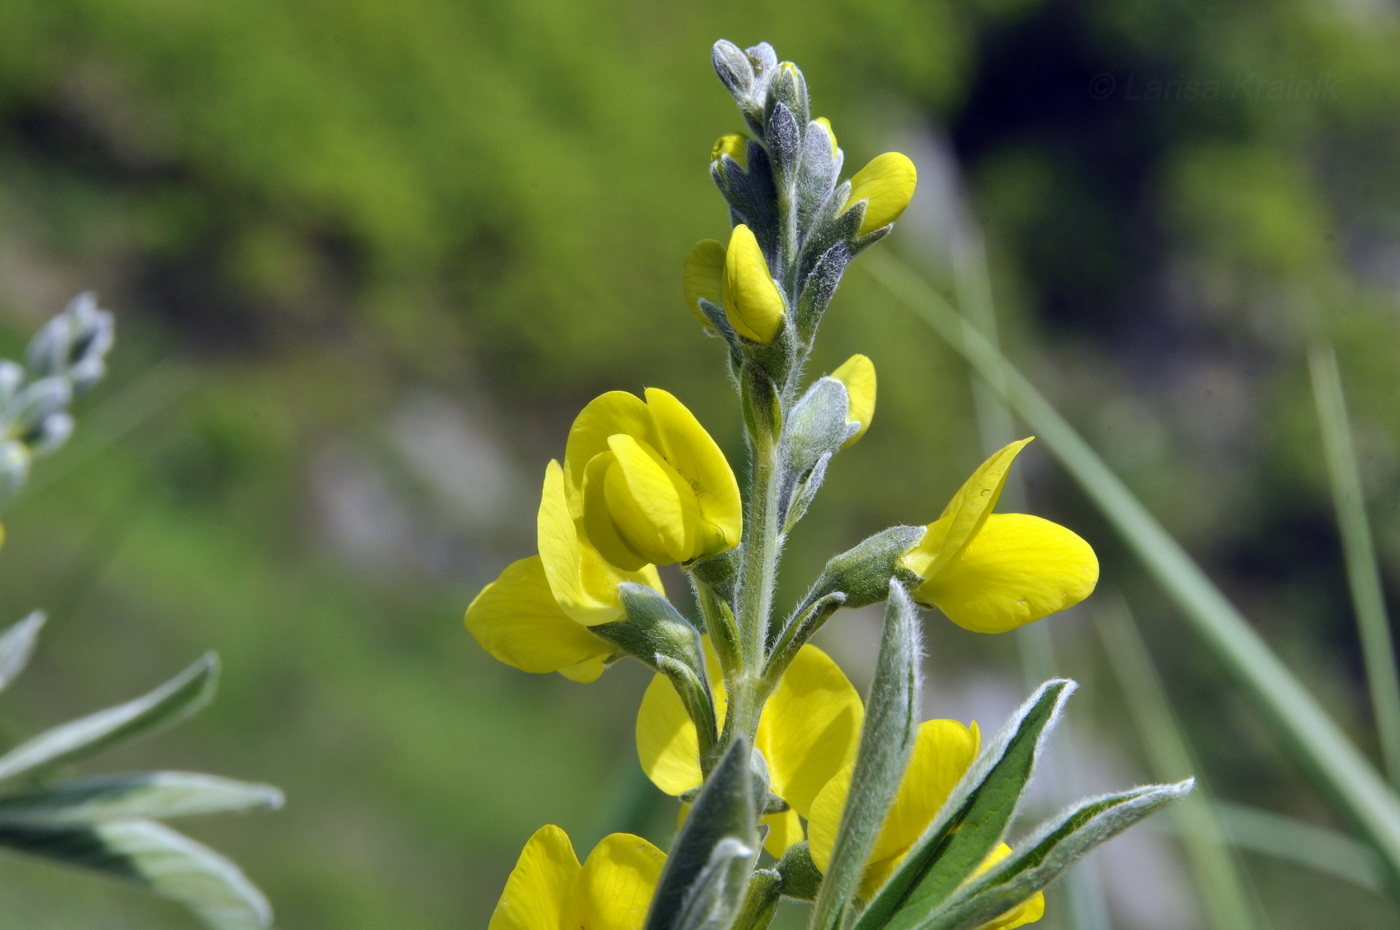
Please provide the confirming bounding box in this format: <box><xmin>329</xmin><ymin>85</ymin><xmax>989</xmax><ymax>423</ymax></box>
<box><xmin>466</xmin><ymin>388</ymin><xmax>741</xmax><ymax>681</ymax></box>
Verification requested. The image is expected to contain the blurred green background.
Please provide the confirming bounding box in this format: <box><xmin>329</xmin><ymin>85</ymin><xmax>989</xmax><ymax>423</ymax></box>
<box><xmin>1</xmin><ymin>0</ymin><xmax>1398</xmax><ymax>926</ymax></box>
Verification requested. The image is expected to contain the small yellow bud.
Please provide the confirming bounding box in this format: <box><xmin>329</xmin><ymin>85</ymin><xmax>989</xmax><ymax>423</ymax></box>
<box><xmin>711</xmin><ymin>133</ymin><xmax>748</xmax><ymax>168</ymax></box>
<box><xmin>683</xmin><ymin>240</ymin><xmax>726</xmax><ymax>327</ymax></box>
<box><xmin>847</xmin><ymin>152</ymin><xmax>917</xmax><ymax>235</ymax></box>
<box><xmin>830</xmin><ymin>353</ymin><xmax>876</xmax><ymax>447</ymax></box>
<box><xmin>722</xmin><ymin>225</ymin><xmax>786</xmax><ymax>344</ymax></box>
<box><xmin>813</xmin><ymin>117</ymin><xmax>838</xmax><ymax>159</ymax></box>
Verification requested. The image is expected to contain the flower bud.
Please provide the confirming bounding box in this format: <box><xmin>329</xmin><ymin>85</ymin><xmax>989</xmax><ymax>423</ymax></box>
<box><xmin>711</xmin><ymin>132</ymin><xmax>748</xmax><ymax>168</ymax></box>
<box><xmin>723</xmin><ymin>225</ymin><xmax>786</xmax><ymax>344</ymax></box>
<box><xmin>684</xmin><ymin>239</ymin><xmax>726</xmax><ymax>327</ymax></box>
<box><xmin>847</xmin><ymin>152</ymin><xmax>917</xmax><ymax>235</ymax></box>
<box><xmin>812</xmin><ymin>117</ymin><xmax>838</xmax><ymax>159</ymax></box>
<box><xmin>830</xmin><ymin>353</ymin><xmax>875</xmax><ymax>447</ymax></box>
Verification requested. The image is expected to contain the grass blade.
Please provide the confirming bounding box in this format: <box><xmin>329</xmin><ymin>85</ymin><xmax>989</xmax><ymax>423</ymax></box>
<box><xmin>1309</xmin><ymin>343</ymin><xmax>1400</xmax><ymax>788</ymax></box>
<box><xmin>866</xmin><ymin>250</ymin><xmax>1400</xmax><ymax>896</ymax></box>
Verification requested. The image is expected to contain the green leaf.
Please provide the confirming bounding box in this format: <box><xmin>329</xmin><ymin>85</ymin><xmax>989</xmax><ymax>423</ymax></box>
<box><xmin>907</xmin><ymin>780</ymin><xmax>1193</xmax><ymax>930</ymax></box>
<box><xmin>0</xmin><ymin>611</ymin><xmax>44</xmax><ymax>694</ymax></box>
<box><xmin>808</xmin><ymin>581</ymin><xmax>922</xmax><ymax>930</ymax></box>
<box><xmin>0</xmin><ymin>817</ymin><xmax>272</xmax><ymax>927</ymax></box>
<box><xmin>0</xmin><ymin>653</ymin><xmax>218</xmax><ymax>783</ymax></box>
<box><xmin>645</xmin><ymin>737</ymin><xmax>759</xmax><ymax>930</ymax></box>
<box><xmin>0</xmin><ymin>772</ymin><xmax>283</xmax><ymax>825</ymax></box>
<box><xmin>856</xmin><ymin>679</ymin><xmax>1074</xmax><ymax>930</ymax></box>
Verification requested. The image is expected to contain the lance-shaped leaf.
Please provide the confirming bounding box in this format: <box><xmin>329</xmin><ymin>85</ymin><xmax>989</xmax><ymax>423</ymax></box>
<box><xmin>0</xmin><ymin>817</ymin><xmax>272</xmax><ymax>927</ymax></box>
<box><xmin>0</xmin><ymin>653</ymin><xmax>218</xmax><ymax>783</ymax></box>
<box><xmin>672</xmin><ymin>836</ymin><xmax>762</xmax><ymax>930</ymax></box>
<box><xmin>0</xmin><ymin>611</ymin><xmax>45</xmax><ymax>694</ymax></box>
<box><xmin>808</xmin><ymin>582</ymin><xmax>922</xmax><ymax>930</ymax></box>
<box><xmin>645</xmin><ymin>737</ymin><xmax>760</xmax><ymax>930</ymax></box>
<box><xmin>905</xmin><ymin>780</ymin><xmax>1194</xmax><ymax>930</ymax></box>
<box><xmin>855</xmin><ymin>679</ymin><xmax>1075</xmax><ymax>930</ymax></box>
<box><xmin>0</xmin><ymin>772</ymin><xmax>284</xmax><ymax>825</ymax></box>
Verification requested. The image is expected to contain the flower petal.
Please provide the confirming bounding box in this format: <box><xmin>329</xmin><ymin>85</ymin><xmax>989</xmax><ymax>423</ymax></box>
<box><xmin>465</xmin><ymin>556</ymin><xmax>613</xmax><ymax>679</ymax></box>
<box><xmin>564</xmin><ymin>392</ymin><xmax>659</xmax><ymax>499</ymax></box>
<box><xmin>761</xmin><ymin>807</ymin><xmax>804</xmax><ymax>858</ymax></box>
<box><xmin>636</xmin><ymin>640</ymin><xmax>726</xmax><ymax>796</ymax></box>
<box><xmin>711</xmin><ymin>132</ymin><xmax>748</xmax><ymax>168</ymax></box>
<box><xmin>645</xmin><ymin>388</ymin><xmax>742</xmax><ymax>559</ymax></box>
<box><xmin>488</xmin><ymin>824</ymin><xmax>580</xmax><ymax>930</ymax></box>
<box><xmin>684</xmin><ymin>239</ymin><xmax>727</xmax><ymax>326</ymax></box>
<box><xmin>848</xmin><ymin>152</ymin><xmax>917</xmax><ymax>235</ymax></box>
<box><xmin>901</xmin><ymin>439</ymin><xmax>1032</xmax><ymax>582</ymax></box>
<box><xmin>914</xmin><ymin>513</ymin><xmax>1098</xmax><ymax>634</ymax></box>
<box><xmin>756</xmin><ymin>645</ymin><xmax>863</xmax><ymax>818</ymax></box>
<box><xmin>830</xmin><ymin>354</ymin><xmax>876</xmax><ymax>448</ymax></box>
<box><xmin>575</xmin><ymin>833</ymin><xmax>667</xmax><ymax>930</ymax></box>
<box><xmin>976</xmin><ymin>844</ymin><xmax>1045</xmax><ymax>929</ymax></box>
<box><xmin>606</xmin><ymin>433</ymin><xmax>696</xmax><ymax>565</ymax></box>
<box><xmin>723</xmin><ymin>224</ymin><xmax>785</xmax><ymax>344</ymax></box>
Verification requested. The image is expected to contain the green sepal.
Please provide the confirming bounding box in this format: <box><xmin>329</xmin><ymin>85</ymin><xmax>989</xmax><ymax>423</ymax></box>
<box><xmin>764</xmin><ymin>63</ymin><xmax>810</xmax><ymax>141</ymax></box>
<box><xmin>809</xmin><ymin>582</ymin><xmax>923</xmax><ymax>930</ymax></box>
<box><xmin>795</xmin><ymin>240</ymin><xmax>852</xmax><ymax>347</ymax></box>
<box><xmin>0</xmin><ymin>611</ymin><xmax>45</xmax><ymax>695</ymax></box>
<box><xmin>599</xmin><ymin>582</ymin><xmax>708</xmax><ymax>675</ymax></box>
<box><xmin>738</xmin><ymin>868</ymin><xmax>783</xmax><ymax>930</ymax></box>
<box><xmin>775</xmin><ymin>841</ymin><xmax>822</xmax><ymax>902</ymax></box>
<box><xmin>796</xmin><ymin>123</ymin><xmax>841</xmax><ymax>233</ymax></box>
<box><xmin>776</xmin><ymin>377</ymin><xmax>850</xmax><ymax>532</ymax></box>
<box><xmin>740</xmin><ymin>360</ymin><xmax>783</xmax><ymax>447</ymax></box>
<box><xmin>0</xmin><ymin>818</ymin><xmax>273</xmax><ymax>928</ymax></box>
<box><xmin>714</xmin><ymin>136</ymin><xmax>779</xmax><ymax>239</ymax></box>
<box><xmin>645</xmin><ymin>737</ymin><xmax>762</xmax><ymax>930</ymax></box>
<box><xmin>899</xmin><ymin>780</ymin><xmax>1194</xmax><ymax>930</ymax></box>
<box><xmin>711</xmin><ymin>40</ymin><xmax>755</xmax><ymax>105</ymax></box>
<box><xmin>802</xmin><ymin>525</ymin><xmax>927</xmax><ymax>612</ymax></box>
<box><xmin>854</xmin><ymin>679</ymin><xmax>1076</xmax><ymax>930</ymax></box>
<box><xmin>765</xmin><ymin>101</ymin><xmax>801</xmax><ymax>184</ymax></box>
<box><xmin>0</xmin><ymin>654</ymin><xmax>219</xmax><ymax>784</ymax></box>
<box><xmin>688</xmin><ymin>546</ymin><xmax>739</xmax><ymax>606</ymax></box>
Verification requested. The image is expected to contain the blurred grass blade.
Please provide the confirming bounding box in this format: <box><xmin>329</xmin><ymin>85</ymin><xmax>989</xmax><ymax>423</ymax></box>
<box><xmin>809</xmin><ymin>582</ymin><xmax>922</xmax><ymax>930</ymax></box>
<box><xmin>953</xmin><ymin>224</ymin><xmax>1113</xmax><ymax>930</ymax></box>
<box><xmin>911</xmin><ymin>781</ymin><xmax>1193</xmax><ymax>930</ymax></box>
<box><xmin>1094</xmin><ymin>594</ymin><xmax>1267</xmax><ymax>930</ymax></box>
<box><xmin>867</xmin><ymin>250</ymin><xmax>1400</xmax><ymax>895</ymax></box>
<box><xmin>0</xmin><ymin>772</ymin><xmax>283</xmax><ymax>825</ymax></box>
<box><xmin>857</xmin><ymin>680</ymin><xmax>1074</xmax><ymax>930</ymax></box>
<box><xmin>1210</xmin><ymin>799</ymin><xmax>1388</xmax><ymax>893</ymax></box>
<box><xmin>0</xmin><ymin>611</ymin><xmax>45</xmax><ymax>694</ymax></box>
<box><xmin>0</xmin><ymin>654</ymin><xmax>218</xmax><ymax>783</ymax></box>
<box><xmin>1309</xmin><ymin>343</ymin><xmax>1400</xmax><ymax>787</ymax></box>
<box><xmin>0</xmin><ymin>818</ymin><xmax>271</xmax><ymax>927</ymax></box>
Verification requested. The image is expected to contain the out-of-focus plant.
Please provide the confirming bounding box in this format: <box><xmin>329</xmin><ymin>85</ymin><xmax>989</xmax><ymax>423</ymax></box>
<box><xmin>464</xmin><ymin>42</ymin><xmax>1189</xmax><ymax>929</ymax></box>
<box><xmin>0</xmin><ymin>296</ymin><xmax>281</xmax><ymax>930</ymax></box>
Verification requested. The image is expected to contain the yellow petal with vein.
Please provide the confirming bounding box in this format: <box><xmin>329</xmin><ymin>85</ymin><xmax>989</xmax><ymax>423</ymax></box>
<box><xmin>575</xmin><ymin>833</ymin><xmax>667</xmax><ymax>930</ymax></box>
<box><xmin>606</xmin><ymin>433</ymin><xmax>696</xmax><ymax>565</ymax></box>
<box><xmin>564</xmin><ymin>392</ymin><xmax>658</xmax><ymax>498</ymax></box>
<box><xmin>464</xmin><ymin>556</ymin><xmax>612</xmax><ymax>679</ymax></box>
<box><xmin>914</xmin><ymin>513</ymin><xmax>1098</xmax><ymax>634</ymax></box>
<box><xmin>489</xmin><ymin>824</ymin><xmax>579</xmax><ymax>930</ymax></box>
<box><xmin>761</xmin><ymin>806</ymin><xmax>804</xmax><ymax>858</ymax></box>
<box><xmin>756</xmin><ymin>645</ymin><xmax>863</xmax><ymax>818</ymax></box>
<box><xmin>711</xmin><ymin>132</ymin><xmax>748</xmax><ymax>167</ymax></box>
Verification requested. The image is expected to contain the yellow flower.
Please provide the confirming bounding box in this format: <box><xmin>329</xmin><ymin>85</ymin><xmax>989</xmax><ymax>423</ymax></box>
<box><xmin>464</xmin><ymin>556</ymin><xmax>618</xmax><ymax>682</ymax></box>
<box><xmin>562</xmin><ymin>388</ymin><xmax>742</xmax><ymax>571</ymax></box>
<box><xmin>830</xmin><ymin>354</ymin><xmax>876</xmax><ymax>448</ymax></box>
<box><xmin>684</xmin><ymin>239</ymin><xmax>726</xmax><ymax>327</ymax></box>
<box><xmin>711</xmin><ymin>132</ymin><xmax>748</xmax><ymax>167</ymax></box>
<box><xmin>722</xmin><ymin>225</ymin><xmax>786</xmax><ymax>344</ymax></box>
<box><xmin>847</xmin><ymin>152</ymin><xmax>917</xmax><ymax>236</ymax></box>
<box><xmin>898</xmin><ymin>438</ymin><xmax>1098</xmax><ymax>634</ymax></box>
<box><xmin>635</xmin><ymin>642</ymin><xmax>863</xmax><ymax>856</ymax></box>
<box><xmin>807</xmin><ymin>719</ymin><xmax>1044</xmax><ymax>928</ymax></box>
<box><xmin>489</xmin><ymin>825</ymin><xmax>665</xmax><ymax>930</ymax></box>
